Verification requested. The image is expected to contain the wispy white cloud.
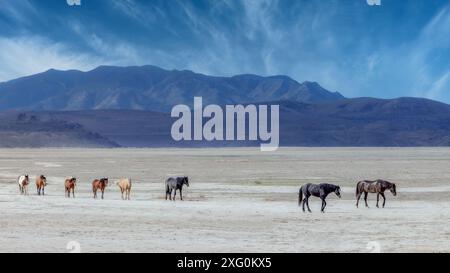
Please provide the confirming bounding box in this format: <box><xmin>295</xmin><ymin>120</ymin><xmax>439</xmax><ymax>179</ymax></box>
<box><xmin>0</xmin><ymin>36</ymin><xmax>101</xmax><ymax>82</ymax></box>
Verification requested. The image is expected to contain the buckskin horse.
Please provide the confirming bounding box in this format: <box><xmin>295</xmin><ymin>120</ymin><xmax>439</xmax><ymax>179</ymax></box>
<box><xmin>64</xmin><ymin>177</ymin><xmax>77</xmax><ymax>198</ymax></box>
<box><xmin>298</xmin><ymin>183</ymin><xmax>341</xmax><ymax>213</ymax></box>
<box><xmin>92</xmin><ymin>178</ymin><xmax>109</xmax><ymax>199</ymax></box>
<box><xmin>36</xmin><ymin>175</ymin><xmax>47</xmax><ymax>195</ymax></box>
<box><xmin>116</xmin><ymin>178</ymin><xmax>132</xmax><ymax>200</ymax></box>
<box><xmin>356</xmin><ymin>179</ymin><xmax>397</xmax><ymax>208</ymax></box>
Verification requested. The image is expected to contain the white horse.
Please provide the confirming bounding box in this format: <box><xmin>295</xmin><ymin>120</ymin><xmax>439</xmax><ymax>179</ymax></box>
<box><xmin>18</xmin><ymin>175</ymin><xmax>30</xmax><ymax>195</ymax></box>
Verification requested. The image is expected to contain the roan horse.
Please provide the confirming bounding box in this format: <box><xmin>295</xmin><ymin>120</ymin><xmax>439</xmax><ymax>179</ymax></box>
<box><xmin>298</xmin><ymin>183</ymin><xmax>341</xmax><ymax>213</ymax></box>
<box><xmin>165</xmin><ymin>176</ymin><xmax>189</xmax><ymax>201</ymax></box>
<box><xmin>36</xmin><ymin>175</ymin><xmax>47</xmax><ymax>196</ymax></box>
<box><xmin>356</xmin><ymin>179</ymin><xmax>397</xmax><ymax>208</ymax></box>
<box><xmin>18</xmin><ymin>175</ymin><xmax>29</xmax><ymax>195</ymax></box>
<box><xmin>116</xmin><ymin>178</ymin><xmax>132</xmax><ymax>200</ymax></box>
<box><xmin>64</xmin><ymin>177</ymin><xmax>77</xmax><ymax>198</ymax></box>
<box><xmin>92</xmin><ymin>178</ymin><xmax>109</xmax><ymax>199</ymax></box>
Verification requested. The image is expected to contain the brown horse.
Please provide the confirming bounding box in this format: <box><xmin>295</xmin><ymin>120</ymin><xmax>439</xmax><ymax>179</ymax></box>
<box><xmin>356</xmin><ymin>179</ymin><xmax>397</xmax><ymax>208</ymax></box>
<box><xmin>64</xmin><ymin>177</ymin><xmax>77</xmax><ymax>198</ymax></box>
<box><xmin>36</xmin><ymin>175</ymin><xmax>47</xmax><ymax>196</ymax></box>
<box><xmin>116</xmin><ymin>178</ymin><xmax>132</xmax><ymax>200</ymax></box>
<box><xmin>92</xmin><ymin>178</ymin><xmax>109</xmax><ymax>199</ymax></box>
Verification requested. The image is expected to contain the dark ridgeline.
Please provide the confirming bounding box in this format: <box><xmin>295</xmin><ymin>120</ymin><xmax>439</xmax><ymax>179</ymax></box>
<box><xmin>0</xmin><ymin>65</ymin><xmax>344</xmax><ymax>112</ymax></box>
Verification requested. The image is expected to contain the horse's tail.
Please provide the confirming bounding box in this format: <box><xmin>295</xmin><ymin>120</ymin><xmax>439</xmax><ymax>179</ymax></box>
<box><xmin>356</xmin><ymin>181</ymin><xmax>361</xmax><ymax>197</ymax></box>
<box><xmin>165</xmin><ymin>180</ymin><xmax>170</xmax><ymax>193</ymax></box>
<box><xmin>298</xmin><ymin>187</ymin><xmax>303</xmax><ymax>206</ymax></box>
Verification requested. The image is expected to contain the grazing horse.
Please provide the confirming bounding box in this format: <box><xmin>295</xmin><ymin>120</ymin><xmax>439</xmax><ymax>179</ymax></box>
<box><xmin>356</xmin><ymin>179</ymin><xmax>397</xmax><ymax>208</ymax></box>
<box><xmin>18</xmin><ymin>175</ymin><xmax>29</xmax><ymax>195</ymax></box>
<box><xmin>165</xmin><ymin>176</ymin><xmax>189</xmax><ymax>201</ymax></box>
<box><xmin>116</xmin><ymin>178</ymin><xmax>132</xmax><ymax>200</ymax></box>
<box><xmin>92</xmin><ymin>178</ymin><xmax>109</xmax><ymax>199</ymax></box>
<box><xmin>64</xmin><ymin>177</ymin><xmax>77</xmax><ymax>198</ymax></box>
<box><xmin>298</xmin><ymin>183</ymin><xmax>341</xmax><ymax>213</ymax></box>
<box><xmin>36</xmin><ymin>175</ymin><xmax>47</xmax><ymax>196</ymax></box>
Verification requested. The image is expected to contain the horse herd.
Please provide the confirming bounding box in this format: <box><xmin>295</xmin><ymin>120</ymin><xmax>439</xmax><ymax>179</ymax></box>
<box><xmin>298</xmin><ymin>180</ymin><xmax>397</xmax><ymax>213</ymax></box>
<box><xmin>17</xmin><ymin>175</ymin><xmax>189</xmax><ymax>201</ymax></box>
<box><xmin>16</xmin><ymin>174</ymin><xmax>396</xmax><ymax>212</ymax></box>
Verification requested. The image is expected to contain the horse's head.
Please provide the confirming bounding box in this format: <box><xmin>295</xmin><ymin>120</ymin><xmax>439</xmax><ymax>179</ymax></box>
<box><xmin>72</xmin><ymin>177</ymin><xmax>77</xmax><ymax>185</ymax></box>
<box><xmin>334</xmin><ymin>186</ymin><xmax>342</xmax><ymax>198</ymax></box>
<box><xmin>102</xmin><ymin>178</ymin><xmax>109</xmax><ymax>186</ymax></box>
<box><xmin>41</xmin><ymin>175</ymin><xmax>47</xmax><ymax>185</ymax></box>
<box><xmin>25</xmin><ymin>175</ymin><xmax>29</xmax><ymax>181</ymax></box>
<box><xmin>390</xmin><ymin>183</ymin><xmax>397</xmax><ymax>196</ymax></box>
<box><xmin>184</xmin><ymin>176</ymin><xmax>189</xmax><ymax>187</ymax></box>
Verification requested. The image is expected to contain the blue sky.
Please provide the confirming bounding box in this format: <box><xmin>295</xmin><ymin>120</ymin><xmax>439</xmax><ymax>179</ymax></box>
<box><xmin>0</xmin><ymin>0</ymin><xmax>449</xmax><ymax>102</ymax></box>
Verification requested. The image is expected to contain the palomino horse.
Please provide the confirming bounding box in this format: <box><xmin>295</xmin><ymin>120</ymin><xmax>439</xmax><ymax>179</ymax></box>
<box><xmin>64</xmin><ymin>177</ymin><xmax>77</xmax><ymax>198</ymax></box>
<box><xmin>298</xmin><ymin>183</ymin><xmax>341</xmax><ymax>213</ymax></box>
<box><xmin>165</xmin><ymin>176</ymin><xmax>189</xmax><ymax>201</ymax></box>
<box><xmin>356</xmin><ymin>179</ymin><xmax>397</xmax><ymax>208</ymax></box>
<box><xmin>36</xmin><ymin>175</ymin><xmax>47</xmax><ymax>195</ymax></box>
<box><xmin>116</xmin><ymin>178</ymin><xmax>132</xmax><ymax>200</ymax></box>
<box><xmin>92</xmin><ymin>178</ymin><xmax>109</xmax><ymax>199</ymax></box>
<box><xmin>18</xmin><ymin>175</ymin><xmax>29</xmax><ymax>195</ymax></box>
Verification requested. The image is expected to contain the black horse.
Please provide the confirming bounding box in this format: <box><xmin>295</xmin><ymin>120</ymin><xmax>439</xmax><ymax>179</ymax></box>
<box><xmin>165</xmin><ymin>176</ymin><xmax>189</xmax><ymax>201</ymax></box>
<box><xmin>298</xmin><ymin>183</ymin><xmax>341</xmax><ymax>213</ymax></box>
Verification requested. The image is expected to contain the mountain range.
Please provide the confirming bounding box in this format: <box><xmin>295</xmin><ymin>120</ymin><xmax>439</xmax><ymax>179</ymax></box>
<box><xmin>0</xmin><ymin>65</ymin><xmax>344</xmax><ymax>112</ymax></box>
<box><xmin>0</xmin><ymin>65</ymin><xmax>448</xmax><ymax>148</ymax></box>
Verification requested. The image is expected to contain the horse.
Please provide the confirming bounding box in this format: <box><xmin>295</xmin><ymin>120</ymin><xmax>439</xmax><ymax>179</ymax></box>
<box><xmin>356</xmin><ymin>179</ymin><xmax>397</xmax><ymax>208</ymax></box>
<box><xmin>18</xmin><ymin>175</ymin><xmax>29</xmax><ymax>195</ymax></box>
<box><xmin>116</xmin><ymin>178</ymin><xmax>132</xmax><ymax>200</ymax></box>
<box><xmin>64</xmin><ymin>177</ymin><xmax>77</xmax><ymax>198</ymax></box>
<box><xmin>298</xmin><ymin>183</ymin><xmax>341</xmax><ymax>213</ymax></box>
<box><xmin>165</xmin><ymin>176</ymin><xmax>189</xmax><ymax>201</ymax></box>
<box><xmin>92</xmin><ymin>178</ymin><xmax>109</xmax><ymax>199</ymax></box>
<box><xmin>36</xmin><ymin>175</ymin><xmax>47</xmax><ymax>196</ymax></box>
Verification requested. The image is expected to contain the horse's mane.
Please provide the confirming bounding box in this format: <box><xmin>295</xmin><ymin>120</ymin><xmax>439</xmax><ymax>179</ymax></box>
<box><xmin>321</xmin><ymin>183</ymin><xmax>339</xmax><ymax>190</ymax></box>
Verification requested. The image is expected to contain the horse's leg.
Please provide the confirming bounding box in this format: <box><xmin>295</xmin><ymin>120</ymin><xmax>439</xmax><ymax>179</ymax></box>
<box><xmin>42</xmin><ymin>187</ymin><xmax>45</xmax><ymax>196</ymax></box>
<box><xmin>364</xmin><ymin>192</ymin><xmax>369</xmax><ymax>208</ymax></box>
<box><xmin>381</xmin><ymin>192</ymin><xmax>386</xmax><ymax>208</ymax></box>
<box><xmin>72</xmin><ymin>188</ymin><xmax>75</xmax><ymax>198</ymax></box>
<box><xmin>376</xmin><ymin>193</ymin><xmax>380</xmax><ymax>208</ymax></box>
<box><xmin>306</xmin><ymin>196</ymin><xmax>312</xmax><ymax>213</ymax></box>
<box><xmin>321</xmin><ymin>197</ymin><xmax>327</xmax><ymax>213</ymax></box>
<box><xmin>180</xmin><ymin>189</ymin><xmax>183</xmax><ymax>201</ymax></box>
<box><xmin>101</xmin><ymin>189</ymin><xmax>104</xmax><ymax>200</ymax></box>
<box><xmin>37</xmin><ymin>186</ymin><xmax>40</xmax><ymax>195</ymax></box>
<box><xmin>173</xmin><ymin>189</ymin><xmax>177</xmax><ymax>201</ymax></box>
<box><xmin>302</xmin><ymin>196</ymin><xmax>306</xmax><ymax>213</ymax></box>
